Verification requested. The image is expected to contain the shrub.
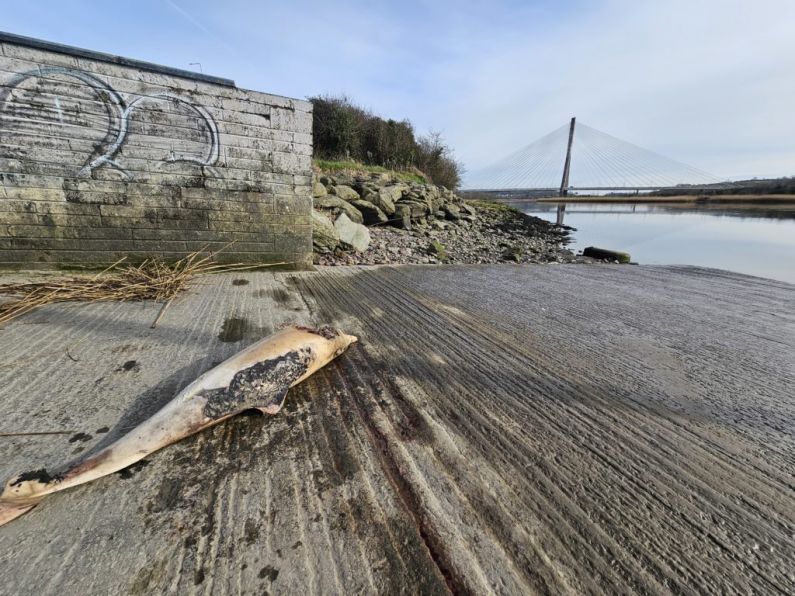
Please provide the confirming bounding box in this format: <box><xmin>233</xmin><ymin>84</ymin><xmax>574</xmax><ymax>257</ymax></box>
<box><xmin>310</xmin><ymin>95</ymin><xmax>366</xmax><ymax>160</ymax></box>
<box><xmin>308</xmin><ymin>95</ymin><xmax>464</xmax><ymax>189</ymax></box>
<box><xmin>415</xmin><ymin>131</ymin><xmax>464</xmax><ymax>190</ymax></box>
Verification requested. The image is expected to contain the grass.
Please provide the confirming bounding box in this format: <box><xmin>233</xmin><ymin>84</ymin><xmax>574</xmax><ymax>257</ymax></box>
<box><xmin>313</xmin><ymin>159</ymin><xmax>427</xmax><ymax>184</ymax></box>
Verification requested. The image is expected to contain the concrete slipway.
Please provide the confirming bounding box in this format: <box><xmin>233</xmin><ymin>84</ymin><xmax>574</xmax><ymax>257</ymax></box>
<box><xmin>0</xmin><ymin>264</ymin><xmax>792</xmax><ymax>595</ymax></box>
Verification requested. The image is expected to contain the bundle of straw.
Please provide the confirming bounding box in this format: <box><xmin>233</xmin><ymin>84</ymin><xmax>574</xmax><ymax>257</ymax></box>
<box><xmin>0</xmin><ymin>250</ymin><xmax>273</xmax><ymax>327</ymax></box>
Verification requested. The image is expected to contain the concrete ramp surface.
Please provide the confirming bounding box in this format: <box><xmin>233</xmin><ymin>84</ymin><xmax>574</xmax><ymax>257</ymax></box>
<box><xmin>0</xmin><ymin>265</ymin><xmax>792</xmax><ymax>594</ymax></box>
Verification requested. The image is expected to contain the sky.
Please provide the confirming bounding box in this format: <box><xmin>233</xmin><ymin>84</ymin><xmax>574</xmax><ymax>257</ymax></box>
<box><xmin>2</xmin><ymin>0</ymin><xmax>794</xmax><ymax>180</ymax></box>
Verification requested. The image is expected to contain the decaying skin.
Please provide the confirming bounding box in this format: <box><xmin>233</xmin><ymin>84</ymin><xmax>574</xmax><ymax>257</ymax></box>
<box><xmin>0</xmin><ymin>325</ymin><xmax>357</xmax><ymax>527</ymax></box>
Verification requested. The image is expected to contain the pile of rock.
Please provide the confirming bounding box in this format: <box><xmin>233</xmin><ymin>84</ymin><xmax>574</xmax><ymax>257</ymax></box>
<box><xmin>311</xmin><ymin>172</ymin><xmax>477</xmax><ymax>255</ymax></box>
<box><xmin>311</xmin><ymin>170</ymin><xmax>586</xmax><ymax>267</ymax></box>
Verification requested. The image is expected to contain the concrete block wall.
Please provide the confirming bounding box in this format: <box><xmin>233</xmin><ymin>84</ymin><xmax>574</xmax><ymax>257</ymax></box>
<box><xmin>0</xmin><ymin>32</ymin><xmax>313</xmax><ymax>268</ymax></box>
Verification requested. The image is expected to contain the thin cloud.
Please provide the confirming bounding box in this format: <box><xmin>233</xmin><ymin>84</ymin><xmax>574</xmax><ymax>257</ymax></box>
<box><xmin>163</xmin><ymin>0</ymin><xmax>241</xmax><ymax>57</ymax></box>
<box><xmin>2</xmin><ymin>0</ymin><xmax>792</xmax><ymax>178</ymax></box>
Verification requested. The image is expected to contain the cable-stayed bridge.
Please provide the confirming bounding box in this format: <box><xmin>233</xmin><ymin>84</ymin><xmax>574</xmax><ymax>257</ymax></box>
<box><xmin>463</xmin><ymin>118</ymin><xmax>724</xmax><ymax>194</ymax></box>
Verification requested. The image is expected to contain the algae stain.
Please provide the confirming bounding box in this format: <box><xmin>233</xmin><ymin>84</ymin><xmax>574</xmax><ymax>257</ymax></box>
<box><xmin>218</xmin><ymin>317</ymin><xmax>253</xmax><ymax>343</ymax></box>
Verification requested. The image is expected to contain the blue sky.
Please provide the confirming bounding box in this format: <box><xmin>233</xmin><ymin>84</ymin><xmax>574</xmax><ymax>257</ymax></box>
<box><xmin>2</xmin><ymin>0</ymin><xmax>794</xmax><ymax>179</ymax></box>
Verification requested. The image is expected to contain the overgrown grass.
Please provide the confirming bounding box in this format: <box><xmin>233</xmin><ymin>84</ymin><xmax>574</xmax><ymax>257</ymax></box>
<box><xmin>313</xmin><ymin>159</ymin><xmax>427</xmax><ymax>184</ymax></box>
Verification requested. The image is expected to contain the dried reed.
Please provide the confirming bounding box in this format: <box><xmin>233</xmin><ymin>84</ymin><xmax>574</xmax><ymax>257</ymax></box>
<box><xmin>0</xmin><ymin>250</ymin><xmax>279</xmax><ymax>326</ymax></box>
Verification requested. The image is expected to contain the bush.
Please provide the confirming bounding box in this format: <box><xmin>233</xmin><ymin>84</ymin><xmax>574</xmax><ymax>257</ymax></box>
<box><xmin>415</xmin><ymin>131</ymin><xmax>464</xmax><ymax>190</ymax></box>
<box><xmin>309</xmin><ymin>95</ymin><xmax>464</xmax><ymax>189</ymax></box>
<box><xmin>310</xmin><ymin>95</ymin><xmax>366</xmax><ymax>160</ymax></box>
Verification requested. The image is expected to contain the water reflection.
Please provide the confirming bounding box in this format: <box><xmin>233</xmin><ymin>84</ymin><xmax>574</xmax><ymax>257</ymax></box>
<box><xmin>513</xmin><ymin>200</ymin><xmax>795</xmax><ymax>284</ymax></box>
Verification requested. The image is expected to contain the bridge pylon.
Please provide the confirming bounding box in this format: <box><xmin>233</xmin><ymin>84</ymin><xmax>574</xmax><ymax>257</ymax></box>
<box><xmin>559</xmin><ymin>117</ymin><xmax>576</xmax><ymax>197</ymax></box>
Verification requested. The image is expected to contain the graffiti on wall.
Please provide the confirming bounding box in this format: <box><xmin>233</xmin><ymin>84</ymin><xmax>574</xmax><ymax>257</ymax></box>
<box><xmin>0</xmin><ymin>66</ymin><xmax>221</xmax><ymax>180</ymax></box>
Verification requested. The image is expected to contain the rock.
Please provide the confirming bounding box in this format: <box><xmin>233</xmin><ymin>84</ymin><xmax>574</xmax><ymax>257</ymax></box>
<box><xmin>330</xmin><ymin>184</ymin><xmax>360</xmax><ymax>202</ymax></box>
<box><xmin>398</xmin><ymin>199</ymin><xmax>428</xmax><ymax>218</ymax></box>
<box><xmin>312</xmin><ymin>181</ymin><xmax>327</xmax><ymax>198</ymax></box>
<box><xmin>369</xmin><ymin>188</ymin><xmax>396</xmax><ymax>215</ymax></box>
<box><xmin>501</xmin><ymin>246</ymin><xmax>523</xmax><ymax>262</ymax></box>
<box><xmin>381</xmin><ymin>184</ymin><xmax>405</xmax><ymax>204</ymax></box>
<box><xmin>444</xmin><ymin>204</ymin><xmax>461</xmax><ymax>220</ymax></box>
<box><xmin>368</xmin><ymin>172</ymin><xmax>391</xmax><ymax>183</ymax></box>
<box><xmin>312</xmin><ymin>210</ymin><xmax>339</xmax><ymax>254</ymax></box>
<box><xmin>583</xmin><ymin>246</ymin><xmax>631</xmax><ymax>263</ymax></box>
<box><xmin>427</xmin><ymin>240</ymin><xmax>447</xmax><ymax>261</ymax></box>
<box><xmin>314</xmin><ymin>196</ymin><xmax>364</xmax><ymax>224</ymax></box>
<box><xmin>392</xmin><ymin>204</ymin><xmax>412</xmax><ymax>230</ymax></box>
<box><xmin>351</xmin><ymin>200</ymin><xmax>388</xmax><ymax>225</ymax></box>
<box><xmin>334</xmin><ymin>213</ymin><xmax>371</xmax><ymax>252</ymax></box>
<box><xmin>312</xmin><ymin>169</ymin><xmax>572</xmax><ymax>265</ymax></box>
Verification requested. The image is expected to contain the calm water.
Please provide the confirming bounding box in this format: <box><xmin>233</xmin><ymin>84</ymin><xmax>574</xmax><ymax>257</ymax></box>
<box><xmin>514</xmin><ymin>201</ymin><xmax>795</xmax><ymax>284</ymax></box>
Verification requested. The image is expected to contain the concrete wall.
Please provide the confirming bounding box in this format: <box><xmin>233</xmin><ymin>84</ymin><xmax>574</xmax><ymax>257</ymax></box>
<box><xmin>0</xmin><ymin>32</ymin><xmax>313</xmax><ymax>268</ymax></box>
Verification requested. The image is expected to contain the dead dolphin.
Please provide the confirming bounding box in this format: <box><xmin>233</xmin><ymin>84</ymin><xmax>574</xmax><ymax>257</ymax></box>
<box><xmin>0</xmin><ymin>325</ymin><xmax>357</xmax><ymax>526</ymax></box>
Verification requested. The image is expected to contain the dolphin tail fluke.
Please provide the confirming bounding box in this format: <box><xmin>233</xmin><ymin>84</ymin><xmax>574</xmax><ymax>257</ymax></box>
<box><xmin>0</xmin><ymin>501</ymin><xmax>39</xmax><ymax>527</ymax></box>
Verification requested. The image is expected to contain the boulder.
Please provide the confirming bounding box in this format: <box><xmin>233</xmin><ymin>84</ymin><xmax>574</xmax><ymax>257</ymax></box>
<box><xmin>380</xmin><ymin>184</ymin><xmax>406</xmax><ymax>204</ymax></box>
<box><xmin>330</xmin><ymin>184</ymin><xmax>360</xmax><ymax>202</ymax></box>
<box><xmin>314</xmin><ymin>196</ymin><xmax>364</xmax><ymax>224</ymax></box>
<box><xmin>398</xmin><ymin>200</ymin><xmax>429</xmax><ymax>218</ymax></box>
<box><xmin>392</xmin><ymin>204</ymin><xmax>412</xmax><ymax>230</ymax></box>
<box><xmin>334</xmin><ymin>174</ymin><xmax>355</xmax><ymax>187</ymax></box>
<box><xmin>369</xmin><ymin>188</ymin><xmax>397</xmax><ymax>215</ymax></box>
<box><xmin>358</xmin><ymin>186</ymin><xmax>374</xmax><ymax>201</ymax></box>
<box><xmin>583</xmin><ymin>246</ymin><xmax>631</xmax><ymax>263</ymax></box>
<box><xmin>461</xmin><ymin>202</ymin><xmax>477</xmax><ymax>216</ymax></box>
<box><xmin>443</xmin><ymin>204</ymin><xmax>461</xmax><ymax>220</ymax></box>
<box><xmin>368</xmin><ymin>172</ymin><xmax>392</xmax><ymax>183</ymax></box>
<box><xmin>312</xmin><ymin>210</ymin><xmax>339</xmax><ymax>254</ymax></box>
<box><xmin>351</xmin><ymin>200</ymin><xmax>388</xmax><ymax>225</ymax></box>
<box><xmin>312</xmin><ymin>181</ymin><xmax>327</xmax><ymax>198</ymax></box>
<box><xmin>335</xmin><ymin>213</ymin><xmax>370</xmax><ymax>252</ymax></box>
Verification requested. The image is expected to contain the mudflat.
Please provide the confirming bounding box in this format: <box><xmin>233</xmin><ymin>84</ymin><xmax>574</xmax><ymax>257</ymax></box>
<box><xmin>0</xmin><ymin>264</ymin><xmax>792</xmax><ymax>594</ymax></box>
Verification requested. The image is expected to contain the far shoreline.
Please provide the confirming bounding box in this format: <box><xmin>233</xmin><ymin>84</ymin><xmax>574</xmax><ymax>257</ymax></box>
<box><xmin>533</xmin><ymin>194</ymin><xmax>795</xmax><ymax>205</ymax></box>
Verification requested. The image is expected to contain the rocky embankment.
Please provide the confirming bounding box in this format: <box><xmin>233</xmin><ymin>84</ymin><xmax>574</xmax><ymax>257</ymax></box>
<box><xmin>312</xmin><ymin>172</ymin><xmax>580</xmax><ymax>265</ymax></box>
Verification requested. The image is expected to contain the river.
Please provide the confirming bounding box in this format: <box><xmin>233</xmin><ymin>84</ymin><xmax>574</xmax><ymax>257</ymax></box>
<box><xmin>512</xmin><ymin>201</ymin><xmax>795</xmax><ymax>284</ymax></box>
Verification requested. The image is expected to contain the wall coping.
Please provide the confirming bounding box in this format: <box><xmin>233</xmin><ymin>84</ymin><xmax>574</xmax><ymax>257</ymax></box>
<box><xmin>0</xmin><ymin>30</ymin><xmax>236</xmax><ymax>88</ymax></box>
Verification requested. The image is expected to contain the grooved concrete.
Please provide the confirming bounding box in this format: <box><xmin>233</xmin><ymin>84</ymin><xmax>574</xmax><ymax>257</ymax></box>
<box><xmin>0</xmin><ymin>264</ymin><xmax>792</xmax><ymax>594</ymax></box>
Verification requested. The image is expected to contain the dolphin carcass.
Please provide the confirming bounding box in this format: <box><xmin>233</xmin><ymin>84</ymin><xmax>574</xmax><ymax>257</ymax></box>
<box><xmin>0</xmin><ymin>325</ymin><xmax>357</xmax><ymax>526</ymax></box>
